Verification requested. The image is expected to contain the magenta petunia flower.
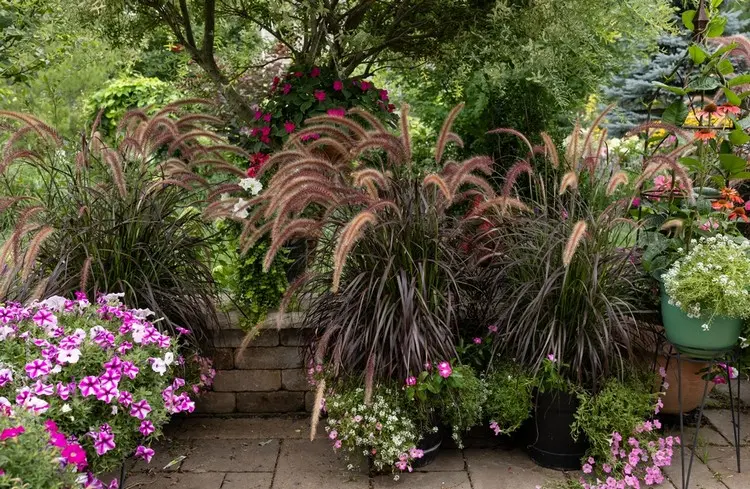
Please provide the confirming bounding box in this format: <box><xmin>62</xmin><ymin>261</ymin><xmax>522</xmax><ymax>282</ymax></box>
<box><xmin>0</xmin><ymin>425</ymin><xmax>24</xmax><ymax>440</ymax></box>
<box><xmin>49</xmin><ymin>431</ymin><xmax>67</xmax><ymax>448</ymax></box>
<box><xmin>62</xmin><ymin>443</ymin><xmax>87</xmax><ymax>466</ymax></box>
<box><xmin>25</xmin><ymin>359</ymin><xmax>51</xmax><ymax>379</ymax></box>
<box><xmin>78</xmin><ymin>376</ymin><xmax>100</xmax><ymax>397</ymax></box>
<box><xmin>130</xmin><ymin>399</ymin><xmax>152</xmax><ymax>420</ymax></box>
<box><xmin>135</xmin><ymin>445</ymin><xmax>155</xmax><ymax>463</ymax></box>
<box><xmin>118</xmin><ymin>391</ymin><xmax>133</xmax><ymax>406</ymax></box>
<box><xmin>96</xmin><ymin>383</ymin><xmax>119</xmax><ymax>404</ymax></box>
<box><xmin>139</xmin><ymin>420</ymin><xmax>155</xmax><ymax>436</ymax></box>
<box><xmin>93</xmin><ymin>431</ymin><xmax>116</xmax><ymax>456</ymax></box>
<box><xmin>32</xmin><ymin>309</ymin><xmax>57</xmax><ymax>329</ymax></box>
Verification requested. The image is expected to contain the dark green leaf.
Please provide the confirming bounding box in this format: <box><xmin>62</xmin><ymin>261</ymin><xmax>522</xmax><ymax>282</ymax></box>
<box><xmin>723</xmin><ymin>87</ymin><xmax>741</xmax><ymax>106</ymax></box>
<box><xmin>688</xmin><ymin>76</ymin><xmax>720</xmax><ymax>91</ymax></box>
<box><xmin>719</xmin><ymin>153</ymin><xmax>747</xmax><ymax>175</ymax></box>
<box><xmin>729</xmin><ymin>129</ymin><xmax>750</xmax><ymax>146</ymax></box>
<box><xmin>662</xmin><ymin>100</ymin><xmax>689</xmax><ymax>126</ymax></box>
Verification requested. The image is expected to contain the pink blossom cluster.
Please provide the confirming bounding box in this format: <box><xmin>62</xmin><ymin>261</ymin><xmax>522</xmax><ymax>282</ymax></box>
<box><xmin>0</xmin><ymin>292</ymin><xmax>214</xmax><ymax>482</ymax></box>
<box><xmin>579</xmin><ymin>423</ymin><xmax>679</xmax><ymax>489</ymax></box>
<box><xmin>395</xmin><ymin>448</ymin><xmax>424</xmax><ymax>472</ymax></box>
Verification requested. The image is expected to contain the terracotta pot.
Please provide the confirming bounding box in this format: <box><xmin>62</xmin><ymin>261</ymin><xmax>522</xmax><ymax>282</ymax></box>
<box><xmin>655</xmin><ymin>354</ymin><xmax>714</xmax><ymax>414</ymax></box>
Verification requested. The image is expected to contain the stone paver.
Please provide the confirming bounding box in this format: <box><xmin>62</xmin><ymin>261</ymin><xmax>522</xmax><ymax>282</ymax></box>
<box><xmin>118</xmin><ymin>412</ymin><xmax>749</xmax><ymax>489</ymax></box>
<box><xmin>713</xmin><ymin>379</ymin><xmax>750</xmax><ymax>407</ymax></box>
<box><xmin>125</xmin><ymin>472</ymin><xmax>226</xmax><ymax>489</ymax></box>
<box><xmin>222</xmin><ymin>473</ymin><xmax>274</xmax><ymax>489</ymax></box>
<box><xmin>666</xmin><ymin>424</ymin><xmax>731</xmax><ymax>447</ymax></box>
<box><xmin>702</xmin><ymin>446</ymin><xmax>750</xmax><ymax>489</ymax></box>
<box><xmin>465</xmin><ymin>448</ymin><xmax>566</xmax><ymax>489</ymax></box>
<box><xmin>272</xmin><ymin>439</ymin><xmax>369</xmax><ymax>489</ymax></box>
<box><xmin>180</xmin><ymin>438</ymin><xmax>279</xmax><ymax>472</ymax></box>
<box><xmin>704</xmin><ymin>410</ymin><xmax>749</xmax><ymax>446</ymax></box>
<box><xmin>662</xmin><ymin>446</ymin><xmax>726</xmax><ymax>489</ymax></box>
<box><xmin>373</xmin><ymin>471</ymin><xmax>471</xmax><ymax>488</ymax></box>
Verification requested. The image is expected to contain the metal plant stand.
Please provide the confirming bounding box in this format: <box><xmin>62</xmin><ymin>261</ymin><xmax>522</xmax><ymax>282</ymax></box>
<box><xmin>674</xmin><ymin>348</ymin><xmax>741</xmax><ymax>489</ymax></box>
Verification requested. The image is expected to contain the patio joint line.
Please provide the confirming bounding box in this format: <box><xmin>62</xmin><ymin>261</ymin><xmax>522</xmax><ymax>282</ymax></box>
<box><xmin>461</xmin><ymin>450</ymin><xmax>475</xmax><ymax>489</ymax></box>
<box><xmin>268</xmin><ymin>437</ymin><xmax>283</xmax><ymax>489</ymax></box>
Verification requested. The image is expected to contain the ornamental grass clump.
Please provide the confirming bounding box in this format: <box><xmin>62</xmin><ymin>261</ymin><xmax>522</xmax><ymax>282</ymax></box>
<box><xmin>0</xmin><ymin>104</ymin><xmax>245</xmax><ymax>342</ymax></box>
<box><xmin>0</xmin><ymin>293</ymin><xmax>214</xmax><ymax>477</ymax></box>
<box><xmin>662</xmin><ymin>234</ymin><xmax>750</xmax><ymax>327</ymax></box>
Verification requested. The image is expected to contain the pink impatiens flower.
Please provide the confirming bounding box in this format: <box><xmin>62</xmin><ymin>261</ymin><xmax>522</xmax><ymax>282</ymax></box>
<box><xmin>282</xmin><ymin>83</ymin><xmax>292</xmax><ymax>95</ymax></box>
<box><xmin>333</xmin><ymin>80</ymin><xmax>343</xmax><ymax>91</ymax></box>
<box><xmin>310</xmin><ymin>66</ymin><xmax>320</xmax><ymax>77</ymax></box>
<box><xmin>488</xmin><ymin>325</ymin><xmax>498</xmax><ymax>333</ymax></box>
<box><xmin>405</xmin><ymin>376</ymin><xmax>417</xmax><ymax>386</ymax></box>
<box><xmin>437</xmin><ymin>361</ymin><xmax>452</xmax><ymax>378</ymax></box>
<box><xmin>547</xmin><ymin>353</ymin><xmax>556</xmax><ymax>362</ymax></box>
<box><xmin>284</xmin><ymin>121</ymin><xmax>296</xmax><ymax>134</ymax></box>
<box><xmin>326</xmin><ymin>107</ymin><xmax>346</xmax><ymax>117</ymax></box>
<box><xmin>473</xmin><ymin>337</ymin><xmax>482</xmax><ymax>345</ymax></box>
<box><xmin>314</xmin><ymin>90</ymin><xmax>326</xmax><ymax>102</ymax></box>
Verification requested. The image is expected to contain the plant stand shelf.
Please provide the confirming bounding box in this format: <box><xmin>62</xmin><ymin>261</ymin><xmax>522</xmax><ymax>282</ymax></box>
<box><xmin>671</xmin><ymin>349</ymin><xmax>742</xmax><ymax>489</ymax></box>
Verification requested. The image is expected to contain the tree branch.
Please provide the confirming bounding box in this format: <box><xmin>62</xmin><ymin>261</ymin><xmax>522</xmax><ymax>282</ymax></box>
<box><xmin>203</xmin><ymin>0</ymin><xmax>217</xmax><ymax>59</ymax></box>
<box><xmin>178</xmin><ymin>0</ymin><xmax>196</xmax><ymax>49</ymax></box>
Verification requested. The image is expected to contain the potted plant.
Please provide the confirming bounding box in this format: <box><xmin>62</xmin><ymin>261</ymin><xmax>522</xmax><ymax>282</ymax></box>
<box><xmin>660</xmin><ymin>235</ymin><xmax>750</xmax><ymax>358</ymax></box>
<box><xmin>0</xmin><ymin>293</ymin><xmax>213</xmax><ymax>484</ymax></box>
<box><xmin>483</xmin><ymin>362</ymin><xmax>533</xmax><ymax>442</ymax></box>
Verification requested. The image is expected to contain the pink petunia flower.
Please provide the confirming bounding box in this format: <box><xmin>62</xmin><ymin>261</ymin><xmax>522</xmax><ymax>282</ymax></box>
<box><xmin>135</xmin><ymin>445</ymin><xmax>155</xmax><ymax>463</ymax></box>
<box><xmin>139</xmin><ymin>420</ymin><xmax>155</xmax><ymax>436</ymax></box>
<box><xmin>32</xmin><ymin>309</ymin><xmax>57</xmax><ymax>329</ymax></box>
<box><xmin>130</xmin><ymin>399</ymin><xmax>152</xmax><ymax>420</ymax></box>
<box><xmin>473</xmin><ymin>337</ymin><xmax>482</xmax><ymax>345</ymax></box>
<box><xmin>25</xmin><ymin>359</ymin><xmax>51</xmax><ymax>379</ymax></box>
<box><xmin>78</xmin><ymin>376</ymin><xmax>100</xmax><ymax>397</ymax></box>
<box><xmin>62</xmin><ymin>443</ymin><xmax>87</xmax><ymax>466</ymax></box>
<box><xmin>93</xmin><ymin>431</ymin><xmax>116</xmax><ymax>456</ymax></box>
<box><xmin>0</xmin><ymin>426</ymin><xmax>24</xmax><ymax>440</ymax></box>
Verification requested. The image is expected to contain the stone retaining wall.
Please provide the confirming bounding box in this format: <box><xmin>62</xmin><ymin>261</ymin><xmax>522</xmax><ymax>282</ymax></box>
<box><xmin>196</xmin><ymin>310</ymin><xmax>315</xmax><ymax>414</ymax></box>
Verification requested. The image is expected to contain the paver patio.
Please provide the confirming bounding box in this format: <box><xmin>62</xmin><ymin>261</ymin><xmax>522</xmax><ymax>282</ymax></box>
<box><xmin>112</xmin><ymin>408</ymin><xmax>748</xmax><ymax>489</ymax></box>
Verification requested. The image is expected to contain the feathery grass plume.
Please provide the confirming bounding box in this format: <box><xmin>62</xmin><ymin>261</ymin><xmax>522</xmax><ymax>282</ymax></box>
<box><xmin>435</xmin><ymin>103</ymin><xmax>465</xmax><ymax>164</ymax></box>
<box><xmin>305</xmin><ymin>114</ymin><xmax>370</xmax><ymax>140</ymax></box>
<box><xmin>399</xmin><ymin>104</ymin><xmax>412</xmax><ymax>164</ymax></box>
<box><xmin>444</xmin><ymin>132</ymin><xmax>464</xmax><ymax>150</ymax></box>
<box><xmin>639</xmin><ymin>155</ymin><xmax>694</xmax><ymax>203</ymax></box>
<box><xmin>0</xmin><ymin>196</ymin><xmax>29</xmax><ymax>213</ymax></box>
<box><xmin>176</xmin><ymin>113</ymin><xmax>224</xmax><ymax>128</ymax></box>
<box><xmin>501</xmin><ymin>161</ymin><xmax>533</xmax><ymax>198</ymax></box>
<box><xmin>660</xmin><ymin>219</ymin><xmax>684</xmax><ymax>231</ymax></box>
<box><xmin>145</xmin><ymin>179</ymin><xmax>195</xmax><ymax>194</ymax></box>
<box><xmin>310</xmin><ymin>378</ymin><xmax>326</xmax><ymax>441</ymax></box>
<box><xmin>559</xmin><ymin>171</ymin><xmax>579</xmax><ymax>195</ymax></box>
<box><xmin>167</xmin><ymin>130</ymin><xmax>225</xmax><ymax>155</ymax></box>
<box><xmin>190</xmin><ymin>158</ymin><xmax>247</xmax><ymax>178</ymax></box>
<box><xmin>264</xmin><ymin>219</ymin><xmax>322</xmax><ymax>271</ymax></box>
<box><xmin>364</xmin><ymin>352</ymin><xmax>376</xmax><ymax>406</ymax></box>
<box><xmin>606</xmin><ymin>171</ymin><xmax>629</xmax><ymax>196</ymax></box>
<box><xmin>487</xmin><ymin>127</ymin><xmax>535</xmax><ymax>156</ymax></box>
<box><xmin>562</xmin><ymin>220</ymin><xmax>587</xmax><ymax>267</ymax></box>
<box><xmin>241</xmin><ymin>221</ymin><xmax>274</xmax><ymax>254</ymax></box>
<box><xmin>0</xmin><ymin>111</ymin><xmax>61</xmax><ymax>144</ymax></box>
<box><xmin>296</xmin><ymin>125</ymin><xmax>355</xmax><ymax>146</ymax></box>
<box><xmin>347</xmin><ymin>107</ymin><xmax>389</xmax><ymax>133</ymax></box>
<box><xmin>307</xmin><ymin>137</ymin><xmax>351</xmax><ymax>162</ymax></box>
<box><xmin>581</xmin><ymin>105</ymin><xmax>614</xmax><ymax>158</ymax></box>
<box><xmin>423</xmin><ymin>174</ymin><xmax>453</xmax><ymax>202</ymax></box>
<box><xmin>473</xmin><ymin>196</ymin><xmax>531</xmax><ymax>215</ymax></box>
<box><xmin>565</xmin><ymin>120</ymin><xmax>582</xmax><ymax>166</ymax></box>
<box><xmin>352</xmin><ymin>168</ymin><xmax>390</xmax><ymax>193</ymax></box>
<box><xmin>266</xmin><ymin>181</ymin><xmax>338</xmax><ymax>220</ymax></box>
<box><xmin>21</xmin><ymin>226</ymin><xmax>54</xmax><ymax>281</ymax></box>
<box><xmin>594</xmin><ymin>128</ymin><xmax>608</xmax><ymax>164</ymax></box>
<box><xmin>332</xmin><ymin>211</ymin><xmax>379</xmax><ymax>293</ymax></box>
<box><xmin>710</xmin><ymin>35</ymin><xmax>750</xmax><ymax>63</ymax></box>
<box><xmin>455</xmin><ymin>174</ymin><xmax>496</xmax><ymax>198</ymax></box>
<box><xmin>1</xmin><ymin>150</ymin><xmax>43</xmax><ymax>174</ymax></box>
<box><xmin>351</xmin><ymin>134</ymin><xmax>406</xmax><ymax>164</ymax></box>
<box><xmin>447</xmin><ymin>155</ymin><xmax>493</xmax><ymax>184</ymax></box>
<box><xmin>80</xmin><ymin>256</ymin><xmax>92</xmax><ymax>291</ymax></box>
<box><xmin>625</xmin><ymin>121</ymin><xmax>692</xmax><ymax>142</ymax></box>
<box><xmin>101</xmin><ymin>149</ymin><xmax>127</xmax><ymax>198</ymax></box>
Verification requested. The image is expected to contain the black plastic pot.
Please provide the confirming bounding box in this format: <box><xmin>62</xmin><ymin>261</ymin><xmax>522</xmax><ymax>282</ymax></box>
<box><xmin>525</xmin><ymin>390</ymin><xmax>588</xmax><ymax>470</ymax></box>
<box><xmin>411</xmin><ymin>425</ymin><xmax>445</xmax><ymax>468</ymax></box>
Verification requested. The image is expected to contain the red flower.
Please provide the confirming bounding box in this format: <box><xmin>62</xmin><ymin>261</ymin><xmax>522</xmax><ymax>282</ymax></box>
<box><xmin>246</xmin><ymin>166</ymin><xmax>257</xmax><ymax>178</ymax></box>
<box><xmin>293</xmin><ymin>71</ymin><xmax>303</xmax><ymax>78</ymax></box>
<box><xmin>379</xmin><ymin>89</ymin><xmax>389</xmax><ymax>102</ymax></box>
<box><xmin>387</xmin><ymin>104</ymin><xmax>395</xmax><ymax>113</ymax></box>
<box><xmin>300</xmin><ymin>133</ymin><xmax>320</xmax><ymax>142</ymax></box>
<box><xmin>333</xmin><ymin>80</ymin><xmax>343</xmax><ymax>91</ymax></box>
<box><xmin>284</xmin><ymin>121</ymin><xmax>296</xmax><ymax>134</ymax></box>
<box><xmin>282</xmin><ymin>84</ymin><xmax>292</xmax><ymax>95</ymax></box>
<box><xmin>272</xmin><ymin>76</ymin><xmax>280</xmax><ymax>86</ymax></box>
<box><xmin>314</xmin><ymin>90</ymin><xmax>326</xmax><ymax>102</ymax></box>
<box><xmin>327</xmin><ymin>107</ymin><xmax>346</xmax><ymax>117</ymax></box>
<box><xmin>360</xmin><ymin>80</ymin><xmax>371</xmax><ymax>91</ymax></box>
<box><xmin>310</xmin><ymin>66</ymin><xmax>320</xmax><ymax>77</ymax></box>
<box><xmin>254</xmin><ymin>110</ymin><xmax>262</xmax><ymax>121</ymax></box>
<box><xmin>263</xmin><ymin>113</ymin><xmax>272</xmax><ymax>123</ymax></box>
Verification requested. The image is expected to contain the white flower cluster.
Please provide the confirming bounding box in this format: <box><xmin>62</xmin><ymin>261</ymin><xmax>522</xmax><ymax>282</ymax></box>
<box><xmin>663</xmin><ymin>234</ymin><xmax>750</xmax><ymax>326</ymax></box>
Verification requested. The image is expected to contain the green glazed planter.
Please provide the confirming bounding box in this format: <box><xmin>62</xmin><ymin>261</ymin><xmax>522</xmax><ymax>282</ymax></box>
<box><xmin>660</xmin><ymin>285</ymin><xmax>743</xmax><ymax>359</ymax></box>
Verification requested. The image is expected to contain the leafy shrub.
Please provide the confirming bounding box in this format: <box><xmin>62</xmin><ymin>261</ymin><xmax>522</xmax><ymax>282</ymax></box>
<box><xmin>0</xmin><ymin>105</ymin><xmax>244</xmax><ymax>343</ymax></box>
<box><xmin>0</xmin><ymin>293</ymin><xmax>214</xmax><ymax>475</ymax></box>
<box><xmin>213</xmin><ymin>223</ymin><xmax>290</xmax><ymax>329</ymax></box>
<box><xmin>572</xmin><ymin>376</ymin><xmax>658</xmax><ymax>462</ymax></box>
<box><xmin>85</xmin><ymin>76</ymin><xmax>181</xmax><ymax>135</ymax></box>
<box><xmin>484</xmin><ymin>364</ymin><xmax>533</xmax><ymax>436</ymax></box>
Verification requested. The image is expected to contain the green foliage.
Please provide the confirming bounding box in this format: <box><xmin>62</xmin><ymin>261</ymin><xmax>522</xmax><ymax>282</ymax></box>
<box><xmin>0</xmin><ymin>411</ymin><xmax>82</xmax><ymax>489</ymax></box>
<box><xmin>572</xmin><ymin>376</ymin><xmax>657</xmax><ymax>462</ymax></box>
<box><xmin>483</xmin><ymin>364</ymin><xmax>533</xmax><ymax>435</ymax></box>
<box><xmin>387</xmin><ymin>0</ymin><xmax>676</xmax><ymax>160</ymax></box>
<box><xmin>85</xmin><ymin>76</ymin><xmax>181</xmax><ymax>135</ymax></box>
<box><xmin>213</xmin><ymin>223</ymin><xmax>290</xmax><ymax>329</ymax></box>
